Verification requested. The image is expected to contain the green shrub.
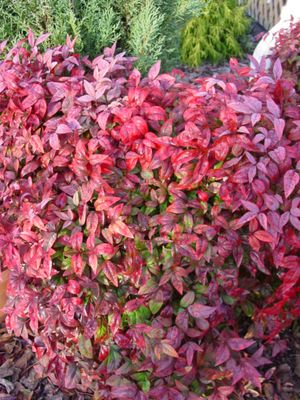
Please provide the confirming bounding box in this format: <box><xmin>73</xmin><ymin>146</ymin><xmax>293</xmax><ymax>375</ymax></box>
<box><xmin>0</xmin><ymin>0</ymin><xmax>81</xmax><ymax>50</ymax></box>
<box><xmin>0</xmin><ymin>0</ymin><xmax>207</xmax><ymax>72</ymax></box>
<box><xmin>181</xmin><ymin>0</ymin><xmax>250</xmax><ymax>67</ymax></box>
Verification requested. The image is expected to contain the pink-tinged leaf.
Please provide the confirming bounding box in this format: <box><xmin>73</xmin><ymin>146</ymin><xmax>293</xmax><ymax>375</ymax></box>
<box><xmin>20</xmin><ymin>161</ymin><xmax>39</xmax><ymax>177</ymax></box>
<box><xmin>86</xmin><ymin>212</ymin><xmax>98</xmax><ymax>233</ymax></box>
<box><xmin>215</xmin><ymin>344</ymin><xmax>230</xmax><ymax>366</ymax></box>
<box><xmin>273</xmin><ymin>58</ymin><xmax>282</xmax><ymax>80</ymax></box>
<box><xmin>56</xmin><ymin>124</ymin><xmax>72</xmax><ymax>134</ymax></box>
<box><xmin>88</xmin><ymin>154</ymin><xmax>109</xmax><ymax>165</ymax></box>
<box><xmin>227</xmin><ymin>338</ymin><xmax>255</xmax><ymax>351</ymax></box>
<box><xmin>35</xmin><ymin>32</ymin><xmax>51</xmax><ymax>46</ymax></box>
<box><xmin>111</xmin><ymin>384</ymin><xmax>137</xmax><ymax>399</ymax></box>
<box><xmin>77</xmin><ymin>95</ymin><xmax>94</xmax><ymax>103</ymax></box>
<box><xmin>138</xmin><ymin>278</ymin><xmax>156</xmax><ymax>295</ymax></box>
<box><xmin>266</xmin><ymin>98</ymin><xmax>280</xmax><ymax>118</ymax></box>
<box><xmin>269</xmin><ymin>146</ymin><xmax>286</xmax><ymax>164</ymax></box>
<box><xmin>49</xmin><ymin>133</ymin><xmax>60</xmax><ymax>150</ymax></box>
<box><xmin>180</xmin><ymin>291</ymin><xmax>195</xmax><ymax>308</ymax></box>
<box><xmin>263</xmin><ymin>193</ymin><xmax>280</xmax><ymax>211</ymax></box>
<box><xmin>251</xmin><ymin>113</ymin><xmax>261</xmax><ymax>126</ymax></box>
<box><xmin>30</xmin><ymin>135</ymin><xmax>44</xmax><ymax>154</ymax></box>
<box><xmin>188</xmin><ymin>303</ymin><xmax>216</xmax><ymax>319</ymax></box>
<box><xmin>254</xmin><ymin>230</ymin><xmax>274</xmax><ymax>243</ymax></box>
<box><xmin>171</xmin><ymin>274</ymin><xmax>183</xmax><ymax>295</ymax></box>
<box><xmin>161</xmin><ymin>341</ymin><xmax>179</xmax><ymax>358</ymax></box>
<box><xmin>22</xmin><ymin>95</ymin><xmax>38</xmax><ymax>109</ymax></box>
<box><xmin>274</xmin><ymin>118</ymin><xmax>285</xmax><ymax>140</ymax></box>
<box><xmin>241</xmin><ymin>200</ymin><xmax>259</xmax><ymax>213</ymax></box>
<box><xmin>217</xmin><ymin>386</ymin><xmax>234</xmax><ymax>398</ymax></box>
<box><xmin>110</xmin><ymin>220</ymin><xmax>134</xmax><ymax>239</ymax></box>
<box><xmin>84</xmin><ymin>80</ymin><xmax>95</xmax><ymax>98</ymax></box>
<box><xmin>284</xmin><ymin>170</ymin><xmax>299</xmax><ymax>198</ymax></box>
<box><xmin>102</xmin><ymin>261</ymin><xmax>118</xmax><ymax>286</ymax></box>
<box><xmin>229</xmin><ymin>101</ymin><xmax>252</xmax><ymax>114</ymax></box>
<box><xmin>280</xmin><ymin>211</ymin><xmax>290</xmax><ymax>229</ymax></box>
<box><xmin>71</xmin><ymin>254</ymin><xmax>84</xmax><ymax>276</ymax></box>
<box><xmin>28</xmin><ymin>28</ymin><xmax>35</xmax><ymax>47</ymax></box>
<box><xmin>95</xmin><ymin>243</ymin><xmax>115</xmax><ymax>258</ymax></box>
<box><xmin>251</xmin><ymin>251</ymin><xmax>271</xmax><ymax>275</ymax></box>
<box><xmin>94</xmin><ymin>196</ymin><xmax>120</xmax><ymax>211</ymax></box>
<box><xmin>148</xmin><ymin>60</ymin><xmax>161</xmax><ymax>80</ymax></box>
<box><xmin>236</xmin><ymin>211</ymin><xmax>257</xmax><ymax>228</ymax></box>
<box><xmin>88</xmin><ymin>253</ymin><xmax>98</xmax><ymax>275</ymax></box>
<box><xmin>70</xmin><ymin>232</ymin><xmax>83</xmax><ymax>251</ymax></box>
<box><xmin>258</xmin><ymin>213</ymin><xmax>268</xmax><ymax>231</ymax></box>
<box><xmin>290</xmin><ymin>215</ymin><xmax>300</xmax><ymax>231</ymax></box>
<box><xmin>43</xmin><ymin>232</ymin><xmax>57</xmax><ymax>251</ymax></box>
<box><xmin>97</xmin><ymin>111</ymin><xmax>110</xmax><ymax>130</ymax></box>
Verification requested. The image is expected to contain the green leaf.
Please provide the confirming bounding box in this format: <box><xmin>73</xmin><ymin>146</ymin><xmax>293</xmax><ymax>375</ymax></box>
<box><xmin>241</xmin><ymin>301</ymin><xmax>254</xmax><ymax>317</ymax></box>
<box><xmin>78</xmin><ymin>334</ymin><xmax>93</xmax><ymax>359</ymax></box>
<box><xmin>222</xmin><ymin>294</ymin><xmax>236</xmax><ymax>305</ymax></box>
<box><xmin>132</xmin><ymin>372</ymin><xmax>151</xmax><ymax>393</ymax></box>
<box><xmin>149</xmin><ymin>299</ymin><xmax>163</xmax><ymax>314</ymax></box>
<box><xmin>180</xmin><ymin>291</ymin><xmax>195</xmax><ymax>308</ymax></box>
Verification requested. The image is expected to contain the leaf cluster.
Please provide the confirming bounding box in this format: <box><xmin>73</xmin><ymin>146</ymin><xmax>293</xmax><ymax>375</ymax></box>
<box><xmin>0</xmin><ymin>29</ymin><xmax>299</xmax><ymax>398</ymax></box>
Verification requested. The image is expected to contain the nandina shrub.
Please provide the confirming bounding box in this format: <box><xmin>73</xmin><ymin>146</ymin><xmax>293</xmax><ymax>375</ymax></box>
<box><xmin>0</xmin><ymin>31</ymin><xmax>300</xmax><ymax>399</ymax></box>
<box><xmin>270</xmin><ymin>19</ymin><xmax>300</xmax><ymax>92</ymax></box>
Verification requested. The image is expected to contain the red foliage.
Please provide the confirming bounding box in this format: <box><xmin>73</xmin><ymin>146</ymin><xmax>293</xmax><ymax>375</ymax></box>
<box><xmin>270</xmin><ymin>19</ymin><xmax>300</xmax><ymax>90</ymax></box>
<box><xmin>0</xmin><ymin>31</ymin><xmax>299</xmax><ymax>398</ymax></box>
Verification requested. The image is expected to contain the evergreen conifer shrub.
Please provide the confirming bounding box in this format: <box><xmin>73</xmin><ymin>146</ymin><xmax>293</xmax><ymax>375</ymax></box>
<box><xmin>0</xmin><ymin>0</ymin><xmax>207</xmax><ymax>71</ymax></box>
<box><xmin>181</xmin><ymin>0</ymin><xmax>250</xmax><ymax>67</ymax></box>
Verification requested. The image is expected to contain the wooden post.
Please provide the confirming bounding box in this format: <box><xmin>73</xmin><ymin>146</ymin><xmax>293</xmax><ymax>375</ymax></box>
<box><xmin>239</xmin><ymin>0</ymin><xmax>287</xmax><ymax>30</ymax></box>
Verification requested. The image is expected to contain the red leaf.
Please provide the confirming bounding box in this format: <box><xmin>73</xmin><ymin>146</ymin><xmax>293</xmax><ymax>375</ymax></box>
<box><xmin>110</xmin><ymin>220</ymin><xmax>134</xmax><ymax>239</ymax></box>
<box><xmin>49</xmin><ymin>133</ymin><xmax>60</xmax><ymax>150</ymax></box>
<box><xmin>94</xmin><ymin>196</ymin><xmax>120</xmax><ymax>211</ymax></box>
<box><xmin>274</xmin><ymin>118</ymin><xmax>285</xmax><ymax>140</ymax></box>
<box><xmin>254</xmin><ymin>230</ymin><xmax>274</xmax><ymax>243</ymax></box>
<box><xmin>161</xmin><ymin>340</ymin><xmax>179</xmax><ymax>358</ymax></box>
<box><xmin>95</xmin><ymin>243</ymin><xmax>115</xmax><ymax>258</ymax></box>
<box><xmin>148</xmin><ymin>60</ymin><xmax>161</xmax><ymax>80</ymax></box>
<box><xmin>103</xmin><ymin>261</ymin><xmax>118</xmax><ymax>286</ymax></box>
<box><xmin>273</xmin><ymin>58</ymin><xmax>282</xmax><ymax>80</ymax></box>
<box><xmin>215</xmin><ymin>344</ymin><xmax>230</xmax><ymax>366</ymax></box>
<box><xmin>227</xmin><ymin>338</ymin><xmax>255</xmax><ymax>351</ymax></box>
<box><xmin>84</xmin><ymin>80</ymin><xmax>95</xmax><ymax>98</ymax></box>
<box><xmin>21</xmin><ymin>161</ymin><xmax>39</xmax><ymax>177</ymax></box>
<box><xmin>188</xmin><ymin>303</ymin><xmax>216</xmax><ymax>319</ymax></box>
<box><xmin>71</xmin><ymin>254</ymin><xmax>84</xmax><ymax>276</ymax></box>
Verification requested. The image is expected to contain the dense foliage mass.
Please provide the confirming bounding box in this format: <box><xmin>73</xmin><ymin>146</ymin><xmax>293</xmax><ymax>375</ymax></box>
<box><xmin>0</xmin><ymin>26</ymin><xmax>300</xmax><ymax>399</ymax></box>
<box><xmin>181</xmin><ymin>0</ymin><xmax>250</xmax><ymax>67</ymax></box>
<box><xmin>0</xmin><ymin>0</ymin><xmax>206</xmax><ymax>72</ymax></box>
<box><xmin>270</xmin><ymin>18</ymin><xmax>300</xmax><ymax>92</ymax></box>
